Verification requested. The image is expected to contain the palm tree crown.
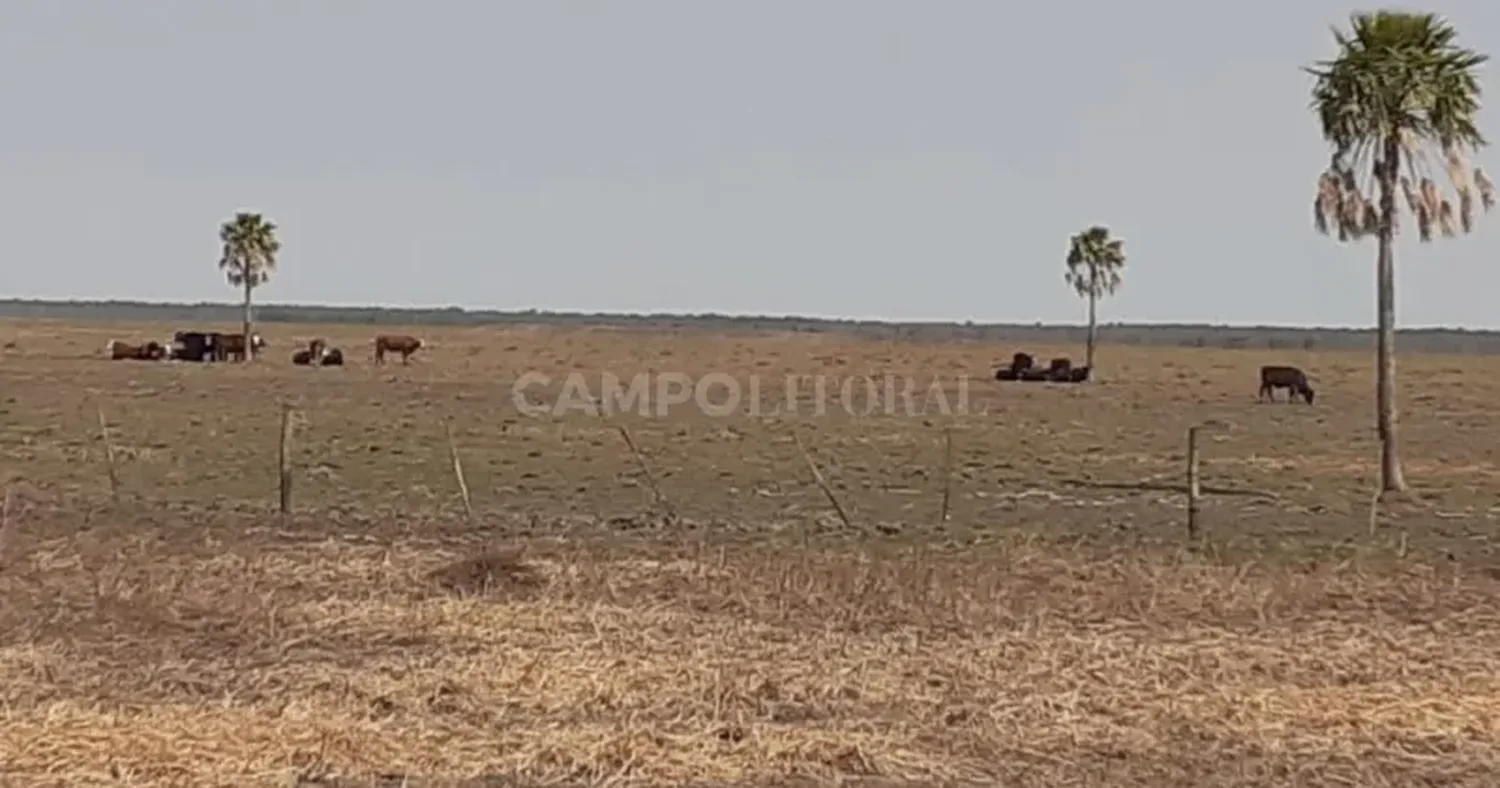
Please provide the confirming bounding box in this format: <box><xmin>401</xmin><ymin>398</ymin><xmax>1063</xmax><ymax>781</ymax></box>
<box><xmin>219</xmin><ymin>212</ymin><xmax>280</xmax><ymax>287</ymax></box>
<box><xmin>1308</xmin><ymin>11</ymin><xmax>1493</xmax><ymax>241</ymax></box>
<box><xmin>1064</xmin><ymin>225</ymin><xmax>1125</xmax><ymax>298</ymax></box>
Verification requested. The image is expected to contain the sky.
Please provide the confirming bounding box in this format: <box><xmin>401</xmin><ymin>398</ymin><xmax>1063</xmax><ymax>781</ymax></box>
<box><xmin>4</xmin><ymin>1</ymin><xmax>1500</xmax><ymax>328</ymax></box>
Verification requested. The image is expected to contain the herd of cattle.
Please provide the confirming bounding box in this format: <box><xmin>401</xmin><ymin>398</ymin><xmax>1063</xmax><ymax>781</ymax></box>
<box><xmin>994</xmin><ymin>351</ymin><xmax>1317</xmax><ymax>404</ymax></box>
<box><xmin>105</xmin><ymin>331</ymin><xmax>425</xmax><ymax>367</ymax></box>
<box><xmin>993</xmin><ymin>352</ymin><xmax>1091</xmax><ymax>383</ymax></box>
<box><xmin>107</xmin><ymin>331</ymin><xmax>1318</xmax><ymax>403</ymax></box>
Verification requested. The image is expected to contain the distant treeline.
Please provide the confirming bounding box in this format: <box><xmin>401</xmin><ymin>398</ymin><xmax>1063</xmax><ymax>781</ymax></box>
<box><xmin>2</xmin><ymin>298</ymin><xmax>1499</xmax><ymax>355</ymax></box>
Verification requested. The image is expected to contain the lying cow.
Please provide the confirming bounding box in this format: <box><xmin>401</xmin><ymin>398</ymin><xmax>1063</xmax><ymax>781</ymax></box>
<box><xmin>374</xmin><ymin>334</ymin><xmax>423</xmax><ymax>365</ymax></box>
<box><xmin>1259</xmin><ymin>365</ymin><xmax>1315</xmax><ymax>404</ymax></box>
<box><xmin>292</xmin><ymin>339</ymin><xmax>328</xmax><ymax>366</ymax></box>
<box><xmin>320</xmin><ymin>348</ymin><xmax>345</xmax><ymax>366</ymax></box>
<box><xmin>106</xmin><ymin>339</ymin><xmax>167</xmax><ymax>361</ymax></box>
<box><xmin>1045</xmin><ymin>357</ymin><xmax>1091</xmax><ymax>383</ymax></box>
<box><xmin>994</xmin><ymin>351</ymin><xmax>1036</xmax><ymax>381</ymax></box>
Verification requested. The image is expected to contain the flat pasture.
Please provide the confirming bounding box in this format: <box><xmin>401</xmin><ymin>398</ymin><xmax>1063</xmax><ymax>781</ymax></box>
<box><xmin>2</xmin><ymin>319</ymin><xmax>1499</xmax><ymax>785</ymax></box>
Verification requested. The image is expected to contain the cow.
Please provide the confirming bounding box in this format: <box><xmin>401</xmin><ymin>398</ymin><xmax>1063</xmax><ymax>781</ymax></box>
<box><xmin>1259</xmin><ymin>365</ymin><xmax>1315</xmax><ymax>404</ymax></box>
<box><xmin>320</xmin><ymin>348</ymin><xmax>345</xmax><ymax>366</ymax></box>
<box><xmin>292</xmin><ymin>339</ymin><xmax>328</xmax><ymax>366</ymax></box>
<box><xmin>374</xmin><ymin>334</ymin><xmax>423</xmax><ymax>365</ymax></box>
<box><xmin>169</xmin><ymin>331</ymin><xmax>218</xmax><ymax>362</ymax></box>
<box><xmin>106</xmin><ymin>339</ymin><xmax>167</xmax><ymax>361</ymax></box>
<box><xmin>1041</xmin><ymin>357</ymin><xmax>1092</xmax><ymax>383</ymax></box>
<box><xmin>994</xmin><ymin>351</ymin><xmax>1035</xmax><ymax>381</ymax></box>
<box><xmin>213</xmin><ymin>332</ymin><xmax>266</xmax><ymax>362</ymax></box>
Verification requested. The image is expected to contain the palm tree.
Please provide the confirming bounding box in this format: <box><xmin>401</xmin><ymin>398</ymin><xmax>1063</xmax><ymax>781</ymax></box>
<box><xmin>1063</xmin><ymin>225</ymin><xmax>1125</xmax><ymax>374</ymax></box>
<box><xmin>1308</xmin><ymin>11</ymin><xmax>1493</xmax><ymax>494</ymax></box>
<box><xmin>218</xmin><ymin>211</ymin><xmax>281</xmax><ymax>360</ymax></box>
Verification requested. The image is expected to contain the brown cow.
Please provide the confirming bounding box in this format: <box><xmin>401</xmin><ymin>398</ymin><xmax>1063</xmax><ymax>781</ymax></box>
<box><xmin>374</xmin><ymin>334</ymin><xmax>423</xmax><ymax>365</ymax></box>
<box><xmin>1259</xmin><ymin>365</ymin><xmax>1315</xmax><ymax>404</ymax></box>
<box><xmin>214</xmin><ymin>332</ymin><xmax>266</xmax><ymax>362</ymax></box>
<box><xmin>106</xmin><ymin>339</ymin><xmax>167</xmax><ymax>361</ymax></box>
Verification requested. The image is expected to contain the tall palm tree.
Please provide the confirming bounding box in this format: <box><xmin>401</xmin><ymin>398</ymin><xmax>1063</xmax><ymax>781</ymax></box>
<box><xmin>1308</xmin><ymin>11</ymin><xmax>1492</xmax><ymax>494</ymax></box>
<box><xmin>218</xmin><ymin>211</ymin><xmax>281</xmax><ymax>360</ymax></box>
<box><xmin>1063</xmin><ymin>225</ymin><xmax>1125</xmax><ymax>373</ymax></box>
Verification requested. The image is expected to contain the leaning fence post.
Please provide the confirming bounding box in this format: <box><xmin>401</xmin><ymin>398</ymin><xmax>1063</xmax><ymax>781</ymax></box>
<box><xmin>1186</xmin><ymin>425</ymin><xmax>1202</xmax><ymax>539</ymax></box>
<box><xmin>444</xmin><ymin>419</ymin><xmax>475</xmax><ymax>523</ymax></box>
<box><xmin>278</xmin><ymin>403</ymin><xmax>294</xmax><ymax>517</ymax></box>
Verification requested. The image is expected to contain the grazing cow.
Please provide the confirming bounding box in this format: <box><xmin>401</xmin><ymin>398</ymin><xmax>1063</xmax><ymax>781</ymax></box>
<box><xmin>1259</xmin><ymin>365</ymin><xmax>1315</xmax><ymax>404</ymax></box>
<box><xmin>320</xmin><ymin>348</ymin><xmax>345</xmax><ymax>366</ymax></box>
<box><xmin>374</xmin><ymin>334</ymin><xmax>423</xmax><ymax>365</ymax></box>
<box><xmin>213</xmin><ymin>332</ymin><xmax>266</xmax><ymax>362</ymax></box>
<box><xmin>292</xmin><ymin>339</ymin><xmax>328</xmax><ymax>366</ymax></box>
<box><xmin>106</xmin><ymin>340</ymin><xmax>167</xmax><ymax>361</ymax></box>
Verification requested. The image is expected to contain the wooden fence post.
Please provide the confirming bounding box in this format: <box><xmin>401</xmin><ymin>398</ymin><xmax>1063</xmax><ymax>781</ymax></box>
<box><xmin>938</xmin><ymin>426</ymin><xmax>954</xmax><ymax>526</ymax></box>
<box><xmin>793</xmin><ymin>432</ymin><xmax>854</xmax><ymax>530</ymax></box>
<box><xmin>444</xmin><ymin>420</ymin><xmax>475</xmax><ymax>523</ymax></box>
<box><xmin>618</xmin><ymin>425</ymin><xmax>677</xmax><ymax>521</ymax></box>
<box><xmin>279</xmin><ymin>403</ymin><xmax>294</xmax><ymax>517</ymax></box>
<box><xmin>1186</xmin><ymin>425</ymin><xmax>1202</xmax><ymax>539</ymax></box>
<box><xmin>96</xmin><ymin>405</ymin><xmax>120</xmax><ymax>504</ymax></box>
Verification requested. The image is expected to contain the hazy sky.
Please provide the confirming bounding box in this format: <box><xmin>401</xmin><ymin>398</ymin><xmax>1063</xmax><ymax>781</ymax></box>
<box><xmin>5</xmin><ymin>1</ymin><xmax>1500</xmax><ymax>327</ymax></box>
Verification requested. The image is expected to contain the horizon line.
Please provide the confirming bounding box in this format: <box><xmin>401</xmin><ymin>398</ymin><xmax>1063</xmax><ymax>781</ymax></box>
<box><xmin>0</xmin><ymin>297</ymin><xmax>1496</xmax><ymax>333</ymax></box>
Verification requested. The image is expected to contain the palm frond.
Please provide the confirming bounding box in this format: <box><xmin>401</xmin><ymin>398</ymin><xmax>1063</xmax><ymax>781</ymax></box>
<box><xmin>1438</xmin><ymin>199</ymin><xmax>1457</xmax><ymax>237</ymax></box>
<box><xmin>1309</xmin><ymin>10</ymin><xmax>1490</xmax><ymax>245</ymax></box>
<box><xmin>217</xmin><ymin>211</ymin><xmax>281</xmax><ymax>289</ymax></box>
<box><xmin>1062</xmin><ymin>225</ymin><xmax>1126</xmax><ymax>299</ymax></box>
<box><xmin>1476</xmin><ymin>167</ymin><xmax>1496</xmax><ymax>210</ymax></box>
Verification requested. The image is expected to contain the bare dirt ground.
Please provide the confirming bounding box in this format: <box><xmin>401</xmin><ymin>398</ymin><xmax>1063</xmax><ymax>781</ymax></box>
<box><xmin>1</xmin><ymin>319</ymin><xmax>1499</xmax><ymax>786</ymax></box>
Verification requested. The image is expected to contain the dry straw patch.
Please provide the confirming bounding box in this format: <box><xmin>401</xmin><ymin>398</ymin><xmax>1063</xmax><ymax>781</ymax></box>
<box><xmin>1</xmin><ymin>519</ymin><xmax>1498</xmax><ymax>786</ymax></box>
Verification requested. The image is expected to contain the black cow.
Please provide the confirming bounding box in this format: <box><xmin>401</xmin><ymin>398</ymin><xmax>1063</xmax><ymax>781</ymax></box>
<box><xmin>995</xmin><ymin>351</ymin><xmax>1036</xmax><ymax>381</ymax></box>
<box><xmin>320</xmin><ymin>348</ymin><xmax>345</xmax><ymax>366</ymax></box>
<box><xmin>292</xmin><ymin>339</ymin><xmax>327</xmax><ymax>366</ymax></box>
<box><xmin>1043</xmin><ymin>357</ymin><xmax>1093</xmax><ymax>383</ymax></box>
<box><xmin>169</xmin><ymin>331</ymin><xmax>218</xmax><ymax>362</ymax></box>
<box><xmin>1259</xmin><ymin>365</ymin><xmax>1315</xmax><ymax>404</ymax></box>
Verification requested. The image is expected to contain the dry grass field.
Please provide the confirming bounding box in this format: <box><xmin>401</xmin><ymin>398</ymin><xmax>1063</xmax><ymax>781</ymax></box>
<box><xmin>2</xmin><ymin>318</ymin><xmax>1500</xmax><ymax>786</ymax></box>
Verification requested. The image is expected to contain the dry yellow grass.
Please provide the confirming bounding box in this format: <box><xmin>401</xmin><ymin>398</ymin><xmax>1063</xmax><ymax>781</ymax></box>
<box><xmin>1</xmin><ymin>319</ymin><xmax>1499</xmax><ymax>785</ymax></box>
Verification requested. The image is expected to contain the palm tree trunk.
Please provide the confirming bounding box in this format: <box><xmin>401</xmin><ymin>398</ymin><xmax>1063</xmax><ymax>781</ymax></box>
<box><xmin>1085</xmin><ymin>268</ymin><xmax>1097</xmax><ymax>372</ymax></box>
<box><xmin>242</xmin><ymin>279</ymin><xmax>254</xmax><ymax>363</ymax></box>
<box><xmin>1376</xmin><ymin>136</ymin><xmax>1407</xmax><ymax>493</ymax></box>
